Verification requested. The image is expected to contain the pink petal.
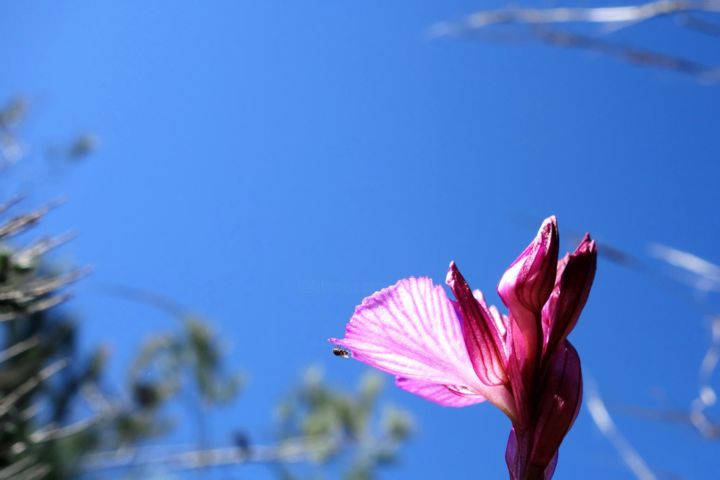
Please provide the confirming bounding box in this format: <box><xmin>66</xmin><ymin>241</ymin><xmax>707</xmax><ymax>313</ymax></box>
<box><xmin>542</xmin><ymin>235</ymin><xmax>597</xmax><ymax>357</ymax></box>
<box><xmin>530</xmin><ymin>341</ymin><xmax>583</xmax><ymax>471</ymax></box>
<box><xmin>330</xmin><ymin>277</ymin><xmax>481</xmax><ymax>390</ymax></box>
<box><xmin>446</xmin><ymin>262</ymin><xmax>507</xmax><ymax>386</ymax></box>
<box><xmin>498</xmin><ymin>216</ymin><xmax>559</xmax><ymax>320</ymax></box>
<box><xmin>505</xmin><ymin>430</ymin><xmax>558</xmax><ymax>480</ymax></box>
<box><xmin>395</xmin><ymin>377</ymin><xmax>486</xmax><ymax>407</ymax></box>
<box><xmin>498</xmin><ymin>217</ymin><xmax>559</xmax><ymax>423</ymax></box>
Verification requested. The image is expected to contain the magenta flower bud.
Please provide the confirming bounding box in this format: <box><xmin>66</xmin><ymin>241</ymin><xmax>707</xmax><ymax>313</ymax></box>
<box><xmin>499</xmin><ymin>217</ymin><xmax>560</xmax><ymax>425</ymax></box>
<box><xmin>542</xmin><ymin>236</ymin><xmax>597</xmax><ymax>358</ymax></box>
<box><xmin>498</xmin><ymin>216</ymin><xmax>559</xmax><ymax>326</ymax></box>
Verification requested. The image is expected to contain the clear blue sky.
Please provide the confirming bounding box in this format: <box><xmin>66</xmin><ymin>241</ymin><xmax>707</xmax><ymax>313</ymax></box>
<box><xmin>2</xmin><ymin>1</ymin><xmax>719</xmax><ymax>478</ymax></box>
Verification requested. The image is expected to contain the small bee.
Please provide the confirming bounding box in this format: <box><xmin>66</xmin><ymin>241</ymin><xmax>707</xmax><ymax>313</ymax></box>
<box><xmin>332</xmin><ymin>346</ymin><xmax>351</xmax><ymax>358</ymax></box>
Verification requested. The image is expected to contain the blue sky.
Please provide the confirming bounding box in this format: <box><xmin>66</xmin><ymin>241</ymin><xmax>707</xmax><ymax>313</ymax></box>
<box><xmin>2</xmin><ymin>1</ymin><xmax>720</xmax><ymax>478</ymax></box>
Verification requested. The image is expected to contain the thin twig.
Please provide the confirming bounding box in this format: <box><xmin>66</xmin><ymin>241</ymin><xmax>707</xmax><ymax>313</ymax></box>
<box><xmin>29</xmin><ymin>413</ymin><xmax>105</xmax><ymax>444</ymax></box>
<box><xmin>432</xmin><ymin>0</ymin><xmax>720</xmax><ymax>31</ymax></box>
<box><xmin>0</xmin><ymin>200</ymin><xmax>64</xmax><ymax>240</ymax></box>
<box><xmin>0</xmin><ymin>195</ymin><xmax>25</xmax><ymax>217</ymax></box>
<box><xmin>94</xmin><ymin>284</ymin><xmax>190</xmax><ymax>319</ymax></box>
<box><xmin>689</xmin><ymin>315</ymin><xmax>720</xmax><ymax>437</ymax></box>
<box><xmin>677</xmin><ymin>12</ymin><xmax>720</xmax><ymax>35</ymax></box>
<box><xmin>431</xmin><ymin>1</ymin><xmax>720</xmax><ymax>81</ymax></box>
<box><xmin>0</xmin><ymin>457</ymin><xmax>35</xmax><ymax>480</ymax></box>
<box><xmin>648</xmin><ymin>243</ymin><xmax>720</xmax><ymax>293</ymax></box>
<box><xmin>83</xmin><ymin>434</ymin><xmax>342</xmax><ymax>472</ymax></box>
<box><xmin>0</xmin><ymin>335</ymin><xmax>40</xmax><ymax>363</ymax></box>
<box><xmin>13</xmin><ymin>232</ymin><xmax>76</xmax><ymax>266</ymax></box>
<box><xmin>0</xmin><ymin>268</ymin><xmax>89</xmax><ymax>304</ymax></box>
<box><xmin>15</xmin><ymin>464</ymin><xmax>50</xmax><ymax>480</ymax></box>
<box><xmin>0</xmin><ymin>358</ymin><xmax>69</xmax><ymax>417</ymax></box>
<box><xmin>533</xmin><ymin>26</ymin><xmax>720</xmax><ymax>80</ymax></box>
<box><xmin>586</xmin><ymin>383</ymin><xmax>657</xmax><ymax>480</ymax></box>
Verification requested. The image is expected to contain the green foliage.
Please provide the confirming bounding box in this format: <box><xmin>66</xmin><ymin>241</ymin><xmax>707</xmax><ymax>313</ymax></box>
<box><xmin>0</xmin><ymin>208</ymin><xmax>97</xmax><ymax>479</ymax></box>
<box><xmin>275</xmin><ymin>367</ymin><xmax>413</xmax><ymax>480</ymax></box>
<box><xmin>0</xmin><ymin>206</ymin><xmax>414</xmax><ymax>479</ymax></box>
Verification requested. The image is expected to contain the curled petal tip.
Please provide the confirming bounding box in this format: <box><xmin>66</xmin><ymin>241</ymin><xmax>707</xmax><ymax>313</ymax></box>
<box><xmin>498</xmin><ymin>217</ymin><xmax>560</xmax><ymax>373</ymax></box>
<box><xmin>542</xmin><ymin>233</ymin><xmax>597</xmax><ymax>355</ymax></box>
<box><xmin>577</xmin><ymin>233</ymin><xmax>595</xmax><ymax>251</ymax></box>
<box><xmin>499</xmin><ymin>217</ymin><xmax>559</xmax><ymax>309</ymax></box>
<box><xmin>445</xmin><ymin>261</ymin><xmax>457</xmax><ymax>286</ymax></box>
<box><xmin>542</xmin><ymin>215</ymin><xmax>557</xmax><ymax>229</ymax></box>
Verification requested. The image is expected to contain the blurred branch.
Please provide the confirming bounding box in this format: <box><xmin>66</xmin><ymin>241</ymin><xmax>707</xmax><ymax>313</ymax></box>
<box><xmin>0</xmin><ymin>97</ymin><xmax>28</xmax><ymax>168</ymax></box>
<box><xmin>0</xmin><ymin>200</ymin><xmax>65</xmax><ymax>240</ymax></box>
<box><xmin>0</xmin><ymin>195</ymin><xmax>25</xmax><ymax>217</ymax></box>
<box><xmin>648</xmin><ymin>243</ymin><xmax>720</xmax><ymax>293</ymax></box>
<box><xmin>0</xmin><ymin>457</ymin><xmax>44</xmax><ymax>480</ymax></box>
<box><xmin>678</xmin><ymin>12</ymin><xmax>720</xmax><ymax>35</ymax></box>
<box><xmin>0</xmin><ymin>335</ymin><xmax>40</xmax><ymax>363</ymax></box>
<box><xmin>691</xmin><ymin>315</ymin><xmax>720</xmax><ymax>437</ymax></box>
<box><xmin>532</xmin><ymin>27</ymin><xmax>720</xmax><ymax>80</ymax></box>
<box><xmin>13</xmin><ymin>233</ymin><xmax>76</xmax><ymax>268</ymax></box>
<box><xmin>432</xmin><ymin>0</ymin><xmax>720</xmax><ymax>80</ymax></box>
<box><xmin>84</xmin><ymin>434</ymin><xmax>345</xmax><ymax>472</ymax></box>
<box><xmin>0</xmin><ymin>358</ymin><xmax>69</xmax><ymax>417</ymax></box>
<box><xmin>0</xmin><ymin>269</ymin><xmax>88</xmax><ymax>304</ymax></box>
<box><xmin>433</xmin><ymin>0</ymin><xmax>720</xmax><ymax>30</ymax></box>
<box><xmin>96</xmin><ymin>284</ymin><xmax>189</xmax><ymax>319</ymax></box>
<box><xmin>29</xmin><ymin>413</ymin><xmax>106</xmax><ymax>445</ymax></box>
<box><xmin>15</xmin><ymin>464</ymin><xmax>50</xmax><ymax>480</ymax></box>
<box><xmin>586</xmin><ymin>384</ymin><xmax>657</xmax><ymax>480</ymax></box>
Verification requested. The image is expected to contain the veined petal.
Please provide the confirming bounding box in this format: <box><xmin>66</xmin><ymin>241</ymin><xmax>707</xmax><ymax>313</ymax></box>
<box><xmin>530</xmin><ymin>341</ymin><xmax>582</xmax><ymax>471</ymax></box>
<box><xmin>499</xmin><ymin>217</ymin><xmax>559</xmax><ymax>422</ymax></box>
<box><xmin>330</xmin><ymin>277</ymin><xmax>481</xmax><ymax>390</ymax></box>
<box><xmin>542</xmin><ymin>235</ymin><xmax>597</xmax><ymax>357</ymax></box>
<box><xmin>506</xmin><ymin>430</ymin><xmax>559</xmax><ymax>480</ymax></box>
<box><xmin>498</xmin><ymin>217</ymin><xmax>559</xmax><ymax>317</ymax></box>
<box><xmin>446</xmin><ymin>262</ymin><xmax>508</xmax><ymax>386</ymax></box>
<box><xmin>395</xmin><ymin>377</ymin><xmax>486</xmax><ymax>408</ymax></box>
<box><xmin>477</xmin><ymin>290</ymin><xmax>510</xmax><ymax>360</ymax></box>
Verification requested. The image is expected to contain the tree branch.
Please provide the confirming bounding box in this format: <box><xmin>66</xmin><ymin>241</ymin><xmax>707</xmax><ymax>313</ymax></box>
<box><xmin>433</xmin><ymin>0</ymin><xmax>720</xmax><ymax>31</ymax></box>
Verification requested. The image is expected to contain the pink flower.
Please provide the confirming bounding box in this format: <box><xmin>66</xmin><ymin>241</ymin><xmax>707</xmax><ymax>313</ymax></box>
<box><xmin>329</xmin><ymin>217</ymin><xmax>596</xmax><ymax>479</ymax></box>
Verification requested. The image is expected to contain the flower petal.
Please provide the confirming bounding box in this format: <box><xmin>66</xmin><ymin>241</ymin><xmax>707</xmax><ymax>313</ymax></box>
<box><xmin>498</xmin><ymin>216</ymin><xmax>559</xmax><ymax>322</ymax></box>
<box><xmin>530</xmin><ymin>341</ymin><xmax>582</xmax><ymax>471</ymax></box>
<box><xmin>446</xmin><ymin>262</ymin><xmax>507</xmax><ymax>386</ymax></box>
<box><xmin>542</xmin><ymin>235</ymin><xmax>597</xmax><ymax>357</ymax></box>
<box><xmin>498</xmin><ymin>217</ymin><xmax>559</xmax><ymax>424</ymax></box>
<box><xmin>329</xmin><ymin>277</ymin><xmax>480</xmax><ymax>389</ymax></box>
<box><xmin>395</xmin><ymin>377</ymin><xmax>486</xmax><ymax>407</ymax></box>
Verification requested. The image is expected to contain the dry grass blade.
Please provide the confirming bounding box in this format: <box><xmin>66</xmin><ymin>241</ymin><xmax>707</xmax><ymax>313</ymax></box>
<box><xmin>586</xmin><ymin>384</ymin><xmax>658</xmax><ymax>480</ymax></box>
